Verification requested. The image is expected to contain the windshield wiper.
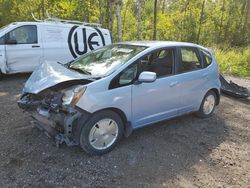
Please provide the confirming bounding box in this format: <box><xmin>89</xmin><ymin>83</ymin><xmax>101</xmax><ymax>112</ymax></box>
<box><xmin>68</xmin><ymin>67</ymin><xmax>92</xmax><ymax>75</ymax></box>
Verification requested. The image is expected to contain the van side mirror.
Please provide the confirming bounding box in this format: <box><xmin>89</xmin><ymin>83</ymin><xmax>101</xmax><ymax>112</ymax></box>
<box><xmin>6</xmin><ymin>39</ymin><xmax>17</xmax><ymax>45</ymax></box>
<box><xmin>137</xmin><ymin>71</ymin><xmax>157</xmax><ymax>83</ymax></box>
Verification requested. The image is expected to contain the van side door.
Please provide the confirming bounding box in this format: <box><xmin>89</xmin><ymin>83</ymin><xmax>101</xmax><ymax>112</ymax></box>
<box><xmin>4</xmin><ymin>24</ymin><xmax>43</xmax><ymax>73</ymax></box>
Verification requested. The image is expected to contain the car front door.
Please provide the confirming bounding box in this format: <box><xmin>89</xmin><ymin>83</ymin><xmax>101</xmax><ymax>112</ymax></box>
<box><xmin>5</xmin><ymin>25</ymin><xmax>43</xmax><ymax>73</ymax></box>
<box><xmin>131</xmin><ymin>48</ymin><xmax>182</xmax><ymax>128</ymax></box>
<box><xmin>175</xmin><ymin>46</ymin><xmax>208</xmax><ymax>114</ymax></box>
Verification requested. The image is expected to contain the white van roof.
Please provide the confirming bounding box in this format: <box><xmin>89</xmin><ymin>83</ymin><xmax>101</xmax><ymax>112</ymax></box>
<box><xmin>10</xmin><ymin>21</ymin><xmax>103</xmax><ymax>29</ymax></box>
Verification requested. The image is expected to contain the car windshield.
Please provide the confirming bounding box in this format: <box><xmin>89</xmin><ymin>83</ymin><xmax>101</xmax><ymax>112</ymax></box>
<box><xmin>69</xmin><ymin>44</ymin><xmax>147</xmax><ymax>77</ymax></box>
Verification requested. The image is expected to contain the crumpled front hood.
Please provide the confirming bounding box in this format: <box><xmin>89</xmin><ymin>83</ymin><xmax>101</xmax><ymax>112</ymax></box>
<box><xmin>23</xmin><ymin>61</ymin><xmax>92</xmax><ymax>94</ymax></box>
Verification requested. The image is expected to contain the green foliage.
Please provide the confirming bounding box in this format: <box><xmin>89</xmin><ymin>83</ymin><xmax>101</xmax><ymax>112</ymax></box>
<box><xmin>214</xmin><ymin>47</ymin><xmax>250</xmax><ymax>77</ymax></box>
<box><xmin>0</xmin><ymin>0</ymin><xmax>249</xmax><ymax>77</ymax></box>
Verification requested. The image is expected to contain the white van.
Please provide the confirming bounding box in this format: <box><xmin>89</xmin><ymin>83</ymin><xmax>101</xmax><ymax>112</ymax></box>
<box><xmin>0</xmin><ymin>19</ymin><xmax>112</xmax><ymax>76</ymax></box>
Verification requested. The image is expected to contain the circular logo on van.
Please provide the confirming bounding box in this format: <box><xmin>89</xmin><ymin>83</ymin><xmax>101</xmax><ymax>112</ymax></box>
<box><xmin>68</xmin><ymin>26</ymin><xmax>106</xmax><ymax>58</ymax></box>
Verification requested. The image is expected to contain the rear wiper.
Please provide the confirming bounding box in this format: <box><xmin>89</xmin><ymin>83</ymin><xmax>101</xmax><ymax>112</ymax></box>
<box><xmin>68</xmin><ymin>67</ymin><xmax>92</xmax><ymax>75</ymax></box>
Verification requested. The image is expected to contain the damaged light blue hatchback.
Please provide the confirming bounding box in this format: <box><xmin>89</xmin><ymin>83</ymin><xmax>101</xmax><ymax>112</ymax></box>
<box><xmin>18</xmin><ymin>41</ymin><xmax>221</xmax><ymax>155</ymax></box>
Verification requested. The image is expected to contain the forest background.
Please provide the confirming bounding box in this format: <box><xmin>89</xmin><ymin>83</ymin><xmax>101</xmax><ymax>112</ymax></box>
<box><xmin>0</xmin><ymin>0</ymin><xmax>250</xmax><ymax>77</ymax></box>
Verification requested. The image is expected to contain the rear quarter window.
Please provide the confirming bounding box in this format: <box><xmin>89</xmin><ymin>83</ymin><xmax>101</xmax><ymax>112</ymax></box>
<box><xmin>178</xmin><ymin>47</ymin><xmax>202</xmax><ymax>73</ymax></box>
<box><xmin>200</xmin><ymin>49</ymin><xmax>212</xmax><ymax>68</ymax></box>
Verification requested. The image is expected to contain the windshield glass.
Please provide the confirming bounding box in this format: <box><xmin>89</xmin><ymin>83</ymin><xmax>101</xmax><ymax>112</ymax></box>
<box><xmin>69</xmin><ymin>44</ymin><xmax>147</xmax><ymax>77</ymax></box>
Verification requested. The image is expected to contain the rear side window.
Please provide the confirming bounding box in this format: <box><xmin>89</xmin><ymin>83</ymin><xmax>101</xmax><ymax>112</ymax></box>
<box><xmin>178</xmin><ymin>47</ymin><xmax>202</xmax><ymax>73</ymax></box>
<box><xmin>200</xmin><ymin>49</ymin><xmax>212</xmax><ymax>68</ymax></box>
<box><xmin>6</xmin><ymin>25</ymin><xmax>37</xmax><ymax>44</ymax></box>
<box><xmin>139</xmin><ymin>48</ymin><xmax>174</xmax><ymax>78</ymax></box>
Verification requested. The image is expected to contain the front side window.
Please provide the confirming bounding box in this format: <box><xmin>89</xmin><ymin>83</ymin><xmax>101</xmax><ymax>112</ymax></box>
<box><xmin>119</xmin><ymin>64</ymin><xmax>138</xmax><ymax>85</ymax></box>
<box><xmin>69</xmin><ymin>44</ymin><xmax>147</xmax><ymax>77</ymax></box>
<box><xmin>109</xmin><ymin>63</ymin><xmax>138</xmax><ymax>89</ymax></box>
<box><xmin>178</xmin><ymin>47</ymin><xmax>202</xmax><ymax>73</ymax></box>
<box><xmin>6</xmin><ymin>25</ymin><xmax>37</xmax><ymax>44</ymax></box>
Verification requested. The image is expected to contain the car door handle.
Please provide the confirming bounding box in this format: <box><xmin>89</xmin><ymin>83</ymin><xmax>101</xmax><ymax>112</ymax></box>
<box><xmin>170</xmin><ymin>81</ymin><xmax>179</xmax><ymax>87</ymax></box>
<box><xmin>32</xmin><ymin>45</ymin><xmax>40</xmax><ymax>48</ymax></box>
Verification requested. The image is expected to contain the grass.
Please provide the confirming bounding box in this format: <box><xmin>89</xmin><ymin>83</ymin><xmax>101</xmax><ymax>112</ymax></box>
<box><xmin>212</xmin><ymin>47</ymin><xmax>250</xmax><ymax>77</ymax></box>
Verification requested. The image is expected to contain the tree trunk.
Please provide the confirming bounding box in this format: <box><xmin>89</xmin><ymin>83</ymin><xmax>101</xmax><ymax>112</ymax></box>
<box><xmin>197</xmin><ymin>0</ymin><xmax>206</xmax><ymax>43</ymax></box>
<box><xmin>218</xmin><ymin>0</ymin><xmax>225</xmax><ymax>42</ymax></box>
<box><xmin>98</xmin><ymin>0</ymin><xmax>103</xmax><ymax>24</ymax></box>
<box><xmin>137</xmin><ymin>0</ymin><xmax>142</xmax><ymax>40</ymax></box>
<box><xmin>116</xmin><ymin>0</ymin><xmax>122</xmax><ymax>42</ymax></box>
<box><xmin>243</xmin><ymin>0</ymin><xmax>250</xmax><ymax>32</ymax></box>
<box><xmin>122</xmin><ymin>0</ymin><xmax>129</xmax><ymax>38</ymax></box>
<box><xmin>153</xmin><ymin>0</ymin><xmax>157</xmax><ymax>40</ymax></box>
<box><xmin>162</xmin><ymin>0</ymin><xmax>166</xmax><ymax>14</ymax></box>
<box><xmin>41</xmin><ymin>0</ymin><xmax>45</xmax><ymax>19</ymax></box>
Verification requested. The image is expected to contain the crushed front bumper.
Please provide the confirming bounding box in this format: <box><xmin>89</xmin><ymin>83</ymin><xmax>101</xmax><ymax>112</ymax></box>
<box><xmin>18</xmin><ymin>98</ymin><xmax>90</xmax><ymax>147</ymax></box>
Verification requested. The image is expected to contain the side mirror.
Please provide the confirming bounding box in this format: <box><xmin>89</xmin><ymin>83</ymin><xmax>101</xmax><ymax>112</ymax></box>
<box><xmin>6</xmin><ymin>39</ymin><xmax>17</xmax><ymax>45</ymax></box>
<box><xmin>138</xmin><ymin>71</ymin><xmax>156</xmax><ymax>83</ymax></box>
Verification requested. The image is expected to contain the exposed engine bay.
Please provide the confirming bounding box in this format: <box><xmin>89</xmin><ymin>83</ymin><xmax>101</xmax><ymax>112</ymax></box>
<box><xmin>18</xmin><ymin>80</ymin><xmax>92</xmax><ymax>147</ymax></box>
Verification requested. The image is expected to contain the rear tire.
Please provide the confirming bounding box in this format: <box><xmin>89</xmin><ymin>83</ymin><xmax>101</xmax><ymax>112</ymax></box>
<box><xmin>196</xmin><ymin>90</ymin><xmax>217</xmax><ymax>118</ymax></box>
<box><xmin>79</xmin><ymin>110</ymin><xmax>124</xmax><ymax>155</ymax></box>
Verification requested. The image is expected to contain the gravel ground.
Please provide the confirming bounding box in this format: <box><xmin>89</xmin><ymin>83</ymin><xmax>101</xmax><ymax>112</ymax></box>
<box><xmin>0</xmin><ymin>74</ymin><xmax>249</xmax><ymax>188</ymax></box>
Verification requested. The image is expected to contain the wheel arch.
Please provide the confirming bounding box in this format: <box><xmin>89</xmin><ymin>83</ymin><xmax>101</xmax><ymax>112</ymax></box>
<box><xmin>92</xmin><ymin>107</ymin><xmax>133</xmax><ymax>137</ymax></box>
<box><xmin>208</xmin><ymin>88</ymin><xmax>220</xmax><ymax>105</ymax></box>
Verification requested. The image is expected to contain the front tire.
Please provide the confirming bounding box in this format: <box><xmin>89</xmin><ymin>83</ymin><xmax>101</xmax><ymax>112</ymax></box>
<box><xmin>196</xmin><ymin>90</ymin><xmax>217</xmax><ymax>118</ymax></box>
<box><xmin>79</xmin><ymin>110</ymin><xmax>124</xmax><ymax>155</ymax></box>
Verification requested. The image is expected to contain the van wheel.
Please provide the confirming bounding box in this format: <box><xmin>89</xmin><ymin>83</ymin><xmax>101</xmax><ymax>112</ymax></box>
<box><xmin>196</xmin><ymin>91</ymin><xmax>216</xmax><ymax>118</ymax></box>
<box><xmin>79</xmin><ymin>110</ymin><xmax>124</xmax><ymax>155</ymax></box>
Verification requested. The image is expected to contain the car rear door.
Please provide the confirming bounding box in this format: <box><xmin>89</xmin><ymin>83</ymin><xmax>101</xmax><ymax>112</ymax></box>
<box><xmin>131</xmin><ymin>47</ymin><xmax>182</xmax><ymax>128</ymax></box>
<box><xmin>175</xmin><ymin>46</ymin><xmax>208</xmax><ymax>114</ymax></box>
<box><xmin>5</xmin><ymin>24</ymin><xmax>43</xmax><ymax>73</ymax></box>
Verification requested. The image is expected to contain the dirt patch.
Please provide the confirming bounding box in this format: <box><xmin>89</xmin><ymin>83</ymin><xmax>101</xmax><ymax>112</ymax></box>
<box><xmin>0</xmin><ymin>74</ymin><xmax>249</xmax><ymax>188</ymax></box>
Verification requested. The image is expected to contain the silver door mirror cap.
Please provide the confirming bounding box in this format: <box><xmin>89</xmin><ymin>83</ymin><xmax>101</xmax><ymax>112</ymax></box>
<box><xmin>138</xmin><ymin>71</ymin><xmax>157</xmax><ymax>83</ymax></box>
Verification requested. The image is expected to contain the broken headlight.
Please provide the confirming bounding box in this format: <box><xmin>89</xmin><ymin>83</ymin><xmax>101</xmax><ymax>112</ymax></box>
<box><xmin>62</xmin><ymin>85</ymin><xmax>86</xmax><ymax>105</ymax></box>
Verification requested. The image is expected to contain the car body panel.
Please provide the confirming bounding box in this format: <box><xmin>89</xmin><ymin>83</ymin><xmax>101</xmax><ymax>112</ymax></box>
<box><xmin>76</xmin><ymin>79</ymin><xmax>133</xmax><ymax>121</ymax></box>
<box><xmin>23</xmin><ymin>61</ymin><xmax>93</xmax><ymax>94</ymax></box>
<box><xmin>131</xmin><ymin>75</ymin><xmax>181</xmax><ymax>128</ymax></box>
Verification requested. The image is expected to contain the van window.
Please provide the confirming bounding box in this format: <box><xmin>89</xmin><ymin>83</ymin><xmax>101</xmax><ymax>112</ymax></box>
<box><xmin>178</xmin><ymin>47</ymin><xmax>202</xmax><ymax>73</ymax></box>
<box><xmin>200</xmin><ymin>49</ymin><xmax>212</xmax><ymax>68</ymax></box>
<box><xmin>6</xmin><ymin>25</ymin><xmax>37</xmax><ymax>44</ymax></box>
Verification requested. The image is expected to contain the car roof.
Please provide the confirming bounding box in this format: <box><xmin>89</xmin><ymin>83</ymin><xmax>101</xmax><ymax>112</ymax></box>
<box><xmin>117</xmin><ymin>41</ymin><xmax>205</xmax><ymax>49</ymax></box>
